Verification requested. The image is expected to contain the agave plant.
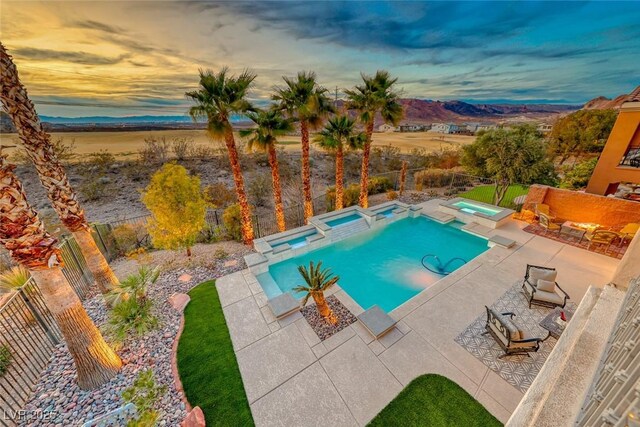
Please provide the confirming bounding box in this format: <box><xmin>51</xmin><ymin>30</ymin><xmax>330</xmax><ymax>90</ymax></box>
<box><xmin>0</xmin><ymin>265</ymin><xmax>30</xmax><ymax>293</ymax></box>
<box><xmin>293</xmin><ymin>261</ymin><xmax>339</xmax><ymax>324</ymax></box>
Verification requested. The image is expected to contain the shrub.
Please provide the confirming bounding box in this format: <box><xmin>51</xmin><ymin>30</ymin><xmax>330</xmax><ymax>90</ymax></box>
<box><xmin>111</xmin><ymin>223</ymin><xmax>147</xmax><ymax>256</ymax></box>
<box><xmin>386</xmin><ymin>190</ymin><xmax>398</xmax><ymax>200</ymax></box>
<box><xmin>107</xmin><ymin>266</ymin><xmax>160</xmax><ymax>307</ymax></box>
<box><xmin>0</xmin><ymin>265</ymin><xmax>30</xmax><ymax>293</ymax></box>
<box><xmin>560</xmin><ymin>157</ymin><xmax>598</xmax><ymax>189</ymax></box>
<box><xmin>142</xmin><ymin>164</ymin><xmax>207</xmax><ymax>256</ymax></box>
<box><xmin>122</xmin><ymin>369</ymin><xmax>167</xmax><ymax>427</ymax></box>
<box><xmin>204</xmin><ymin>183</ymin><xmax>236</xmax><ymax>208</ymax></box>
<box><xmin>11</xmin><ymin>137</ymin><xmax>77</xmax><ymax>165</ymax></box>
<box><xmin>189</xmin><ymin>144</ymin><xmax>219</xmax><ymax>159</ymax></box>
<box><xmin>79</xmin><ymin>179</ymin><xmax>108</xmax><ymax>201</ymax></box>
<box><xmin>248</xmin><ymin>174</ymin><xmax>270</xmax><ymax>207</ymax></box>
<box><xmin>139</xmin><ymin>136</ymin><xmax>171</xmax><ymax>164</ymax></box>
<box><xmin>368</xmin><ymin>176</ymin><xmax>393</xmax><ymax>194</ymax></box>
<box><xmin>171</xmin><ymin>137</ymin><xmax>192</xmax><ymax>161</ymax></box>
<box><xmin>222</xmin><ymin>204</ymin><xmax>243</xmax><ymax>242</ymax></box>
<box><xmin>0</xmin><ymin>345</ymin><xmax>11</xmax><ymax>376</ymax></box>
<box><xmin>414</xmin><ymin>167</ymin><xmax>465</xmax><ymax>189</ymax></box>
<box><xmin>214</xmin><ymin>249</ymin><xmax>228</xmax><ymax>260</ymax></box>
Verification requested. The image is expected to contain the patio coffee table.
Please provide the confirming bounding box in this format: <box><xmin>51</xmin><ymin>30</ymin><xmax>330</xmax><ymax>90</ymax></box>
<box><xmin>560</xmin><ymin>221</ymin><xmax>587</xmax><ymax>240</ymax></box>
<box><xmin>539</xmin><ymin>307</ymin><xmax>574</xmax><ymax>341</ymax></box>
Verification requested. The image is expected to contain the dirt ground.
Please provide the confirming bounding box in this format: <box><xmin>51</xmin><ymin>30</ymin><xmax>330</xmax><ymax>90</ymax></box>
<box><xmin>1</xmin><ymin>129</ymin><xmax>474</xmax><ymax>159</ymax></box>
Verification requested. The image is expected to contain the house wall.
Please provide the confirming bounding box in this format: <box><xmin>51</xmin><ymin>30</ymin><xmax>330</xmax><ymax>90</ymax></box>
<box><xmin>586</xmin><ymin>102</ymin><xmax>640</xmax><ymax>195</ymax></box>
<box><xmin>523</xmin><ymin>184</ymin><xmax>640</xmax><ymax>227</ymax></box>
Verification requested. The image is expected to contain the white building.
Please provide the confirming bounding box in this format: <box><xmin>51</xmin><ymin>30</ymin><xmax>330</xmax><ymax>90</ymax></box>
<box><xmin>431</xmin><ymin>123</ymin><xmax>460</xmax><ymax>134</ymax></box>
<box><xmin>377</xmin><ymin>123</ymin><xmax>397</xmax><ymax>132</ymax></box>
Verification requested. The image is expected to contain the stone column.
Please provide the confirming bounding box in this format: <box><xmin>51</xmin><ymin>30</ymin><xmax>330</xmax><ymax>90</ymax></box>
<box><xmin>612</xmin><ymin>230</ymin><xmax>640</xmax><ymax>290</ymax></box>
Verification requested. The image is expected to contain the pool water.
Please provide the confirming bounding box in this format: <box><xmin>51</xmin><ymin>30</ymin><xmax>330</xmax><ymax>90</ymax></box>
<box><xmin>274</xmin><ymin>235</ymin><xmax>309</xmax><ymax>250</ymax></box>
<box><xmin>257</xmin><ymin>216</ymin><xmax>488</xmax><ymax>312</ymax></box>
<box><xmin>326</xmin><ymin>214</ymin><xmax>362</xmax><ymax>227</ymax></box>
<box><xmin>452</xmin><ymin>201</ymin><xmax>501</xmax><ymax>216</ymax></box>
<box><xmin>377</xmin><ymin>208</ymin><xmax>395</xmax><ymax>218</ymax></box>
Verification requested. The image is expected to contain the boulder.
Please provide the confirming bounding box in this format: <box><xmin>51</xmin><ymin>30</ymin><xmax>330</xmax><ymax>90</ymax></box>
<box><xmin>168</xmin><ymin>293</ymin><xmax>190</xmax><ymax>312</ymax></box>
<box><xmin>178</xmin><ymin>273</ymin><xmax>193</xmax><ymax>283</ymax></box>
<box><xmin>181</xmin><ymin>406</ymin><xmax>205</xmax><ymax>427</ymax></box>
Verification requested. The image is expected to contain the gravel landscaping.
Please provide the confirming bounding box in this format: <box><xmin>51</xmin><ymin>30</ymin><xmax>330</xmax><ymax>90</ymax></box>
<box><xmin>301</xmin><ymin>295</ymin><xmax>357</xmax><ymax>341</ymax></box>
<box><xmin>20</xmin><ymin>249</ymin><xmax>248</xmax><ymax>427</ymax></box>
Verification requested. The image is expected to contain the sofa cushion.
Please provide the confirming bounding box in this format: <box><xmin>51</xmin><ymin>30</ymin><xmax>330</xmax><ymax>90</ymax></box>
<box><xmin>529</xmin><ymin>267</ymin><xmax>557</xmax><ymax>283</ymax></box>
<box><xmin>533</xmin><ymin>289</ymin><xmax>564</xmax><ymax>305</ymax></box>
<box><xmin>537</xmin><ymin>279</ymin><xmax>556</xmax><ymax>293</ymax></box>
<box><xmin>489</xmin><ymin>308</ymin><xmax>520</xmax><ymax>341</ymax></box>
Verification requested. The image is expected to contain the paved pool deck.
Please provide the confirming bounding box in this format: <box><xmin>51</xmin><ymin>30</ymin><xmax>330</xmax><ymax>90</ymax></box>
<box><xmin>215</xmin><ymin>200</ymin><xmax>619</xmax><ymax>426</ymax></box>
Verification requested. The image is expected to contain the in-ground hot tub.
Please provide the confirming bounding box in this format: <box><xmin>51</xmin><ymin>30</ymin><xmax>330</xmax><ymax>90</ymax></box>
<box><xmin>439</xmin><ymin>197</ymin><xmax>514</xmax><ymax>229</ymax></box>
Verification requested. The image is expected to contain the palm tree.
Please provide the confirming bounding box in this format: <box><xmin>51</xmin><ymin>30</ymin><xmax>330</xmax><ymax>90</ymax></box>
<box><xmin>315</xmin><ymin>116</ymin><xmax>365</xmax><ymax>210</ymax></box>
<box><xmin>0</xmin><ymin>43</ymin><xmax>120</xmax><ymax>296</ymax></box>
<box><xmin>273</xmin><ymin>72</ymin><xmax>335</xmax><ymax>222</ymax></box>
<box><xmin>293</xmin><ymin>261</ymin><xmax>339</xmax><ymax>324</ymax></box>
<box><xmin>240</xmin><ymin>109</ymin><xmax>294</xmax><ymax>232</ymax></box>
<box><xmin>345</xmin><ymin>71</ymin><xmax>403</xmax><ymax>208</ymax></box>
<box><xmin>0</xmin><ymin>154</ymin><xmax>121</xmax><ymax>390</ymax></box>
<box><xmin>186</xmin><ymin>67</ymin><xmax>256</xmax><ymax>245</ymax></box>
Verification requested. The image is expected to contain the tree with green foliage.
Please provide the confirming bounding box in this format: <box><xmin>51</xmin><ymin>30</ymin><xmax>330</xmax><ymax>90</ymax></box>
<box><xmin>293</xmin><ymin>261</ymin><xmax>339</xmax><ymax>324</ymax></box>
<box><xmin>241</xmin><ymin>109</ymin><xmax>294</xmax><ymax>232</ymax></box>
<box><xmin>559</xmin><ymin>157</ymin><xmax>599</xmax><ymax>189</ymax></box>
<box><xmin>547</xmin><ymin>109</ymin><xmax>618</xmax><ymax>164</ymax></box>
<box><xmin>142</xmin><ymin>163</ymin><xmax>207</xmax><ymax>257</ymax></box>
<box><xmin>462</xmin><ymin>125</ymin><xmax>556</xmax><ymax>205</ymax></box>
<box><xmin>345</xmin><ymin>70</ymin><xmax>403</xmax><ymax>208</ymax></box>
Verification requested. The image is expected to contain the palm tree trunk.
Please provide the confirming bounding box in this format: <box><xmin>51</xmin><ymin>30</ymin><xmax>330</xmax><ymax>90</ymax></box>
<box><xmin>359</xmin><ymin>120</ymin><xmax>375</xmax><ymax>208</ymax></box>
<box><xmin>335</xmin><ymin>143</ymin><xmax>344</xmax><ymax>210</ymax></box>
<box><xmin>311</xmin><ymin>291</ymin><xmax>337</xmax><ymax>324</ymax></box>
<box><xmin>30</xmin><ymin>268</ymin><xmax>122</xmax><ymax>390</ymax></box>
<box><xmin>0</xmin><ymin>157</ymin><xmax>121</xmax><ymax>390</ymax></box>
<box><xmin>399</xmin><ymin>160</ymin><xmax>408</xmax><ymax>195</ymax></box>
<box><xmin>300</xmin><ymin>120</ymin><xmax>314</xmax><ymax>222</ymax></box>
<box><xmin>0</xmin><ymin>43</ymin><xmax>120</xmax><ymax>295</ymax></box>
<box><xmin>224</xmin><ymin>127</ymin><xmax>254</xmax><ymax>245</ymax></box>
<box><xmin>72</xmin><ymin>228</ymin><xmax>118</xmax><ymax>295</ymax></box>
<box><xmin>267</xmin><ymin>144</ymin><xmax>286</xmax><ymax>232</ymax></box>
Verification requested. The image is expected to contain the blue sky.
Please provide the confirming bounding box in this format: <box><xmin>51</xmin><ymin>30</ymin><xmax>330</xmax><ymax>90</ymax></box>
<box><xmin>1</xmin><ymin>1</ymin><xmax>639</xmax><ymax>117</ymax></box>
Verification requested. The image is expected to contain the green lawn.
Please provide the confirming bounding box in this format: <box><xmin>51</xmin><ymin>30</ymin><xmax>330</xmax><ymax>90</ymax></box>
<box><xmin>459</xmin><ymin>184</ymin><xmax>529</xmax><ymax>208</ymax></box>
<box><xmin>368</xmin><ymin>374</ymin><xmax>502</xmax><ymax>427</ymax></box>
<box><xmin>176</xmin><ymin>281</ymin><xmax>254</xmax><ymax>426</ymax></box>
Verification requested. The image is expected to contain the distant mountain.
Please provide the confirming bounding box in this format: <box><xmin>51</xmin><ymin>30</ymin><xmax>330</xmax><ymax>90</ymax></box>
<box><xmin>39</xmin><ymin>114</ymin><xmax>247</xmax><ymax>124</ymax></box>
<box><xmin>583</xmin><ymin>85</ymin><xmax>640</xmax><ymax>110</ymax></box>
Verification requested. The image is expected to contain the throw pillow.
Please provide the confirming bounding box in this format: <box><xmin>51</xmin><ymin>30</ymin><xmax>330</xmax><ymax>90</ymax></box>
<box><xmin>529</xmin><ymin>267</ymin><xmax>557</xmax><ymax>283</ymax></box>
<box><xmin>537</xmin><ymin>279</ymin><xmax>556</xmax><ymax>292</ymax></box>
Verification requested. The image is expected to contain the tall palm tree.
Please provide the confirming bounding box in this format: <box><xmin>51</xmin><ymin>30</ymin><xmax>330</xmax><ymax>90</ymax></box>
<box><xmin>240</xmin><ymin>109</ymin><xmax>294</xmax><ymax>232</ymax></box>
<box><xmin>315</xmin><ymin>115</ymin><xmax>365</xmax><ymax>210</ymax></box>
<box><xmin>273</xmin><ymin>72</ymin><xmax>335</xmax><ymax>222</ymax></box>
<box><xmin>0</xmin><ymin>154</ymin><xmax>121</xmax><ymax>390</ymax></box>
<box><xmin>293</xmin><ymin>261</ymin><xmax>339</xmax><ymax>325</ymax></box>
<box><xmin>186</xmin><ymin>67</ymin><xmax>256</xmax><ymax>245</ymax></box>
<box><xmin>345</xmin><ymin>70</ymin><xmax>403</xmax><ymax>208</ymax></box>
<box><xmin>0</xmin><ymin>43</ymin><xmax>120</xmax><ymax>296</ymax></box>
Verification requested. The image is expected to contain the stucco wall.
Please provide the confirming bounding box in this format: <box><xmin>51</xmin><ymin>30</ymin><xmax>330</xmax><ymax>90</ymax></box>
<box><xmin>523</xmin><ymin>185</ymin><xmax>640</xmax><ymax>227</ymax></box>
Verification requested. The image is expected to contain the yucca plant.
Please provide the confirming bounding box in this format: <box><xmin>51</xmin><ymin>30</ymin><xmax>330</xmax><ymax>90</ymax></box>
<box><xmin>293</xmin><ymin>261</ymin><xmax>339</xmax><ymax>324</ymax></box>
<box><xmin>0</xmin><ymin>265</ymin><xmax>30</xmax><ymax>293</ymax></box>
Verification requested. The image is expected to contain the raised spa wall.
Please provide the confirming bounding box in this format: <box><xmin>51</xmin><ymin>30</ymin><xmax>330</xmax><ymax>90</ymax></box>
<box><xmin>439</xmin><ymin>197</ymin><xmax>514</xmax><ymax>229</ymax></box>
<box><xmin>244</xmin><ymin>201</ymin><xmax>423</xmax><ymax>275</ymax></box>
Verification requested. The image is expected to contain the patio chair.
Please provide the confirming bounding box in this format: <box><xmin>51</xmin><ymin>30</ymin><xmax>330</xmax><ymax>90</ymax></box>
<box><xmin>583</xmin><ymin>230</ymin><xmax>619</xmax><ymax>251</ymax></box>
<box><xmin>483</xmin><ymin>306</ymin><xmax>543</xmax><ymax>358</ymax></box>
<box><xmin>539</xmin><ymin>213</ymin><xmax>561</xmax><ymax>233</ymax></box>
<box><xmin>534</xmin><ymin>203</ymin><xmax>551</xmax><ymax>218</ymax></box>
<box><xmin>618</xmin><ymin>223</ymin><xmax>639</xmax><ymax>245</ymax></box>
<box><xmin>522</xmin><ymin>264</ymin><xmax>569</xmax><ymax>309</ymax></box>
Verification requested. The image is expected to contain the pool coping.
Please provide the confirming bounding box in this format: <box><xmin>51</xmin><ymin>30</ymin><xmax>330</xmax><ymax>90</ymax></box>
<box><xmin>439</xmin><ymin>197</ymin><xmax>514</xmax><ymax>229</ymax></box>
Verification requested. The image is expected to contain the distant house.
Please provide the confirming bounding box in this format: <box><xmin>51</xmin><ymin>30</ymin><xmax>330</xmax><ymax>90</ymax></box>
<box><xmin>431</xmin><ymin>123</ymin><xmax>460</xmax><ymax>134</ymax></box>
<box><xmin>398</xmin><ymin>123</ymin><xmax>423</xmax><ymax>132</ymax></box>
<box><xmin>377</xmin><ymin>124</ymin><xmax>397</xmax><ymax>132</ymax></box>
<box><xmin>537</xmin><ymin>123</ymin><xmax>553</xmax><ymax>133</ymax></box>
<box><xmin>476</xmin><ymin>123</ymin><xmax>497</xmax><ymax>132</ymax></box>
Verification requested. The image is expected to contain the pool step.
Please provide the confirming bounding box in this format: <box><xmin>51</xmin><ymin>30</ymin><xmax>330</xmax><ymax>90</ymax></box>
<box><xmin>422</xmin><ymin>210</ymin><xmax>455</xmax><ymax>224</ymax></box>
<box><xmin>461</xmin><ymin>222</ymin><xmax>493</xmax><ymax>239</ymax></box>
<box><xmin>330</xmin><ymin>218</ymin><xmax>370</xmax><ymax>241</ymax></box>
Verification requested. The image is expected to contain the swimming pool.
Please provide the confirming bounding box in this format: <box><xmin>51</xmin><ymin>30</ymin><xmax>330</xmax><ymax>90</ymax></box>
<box><xmin>256</xmin><ymin>216</ymin><xmax>488</xmax><ymax>312</ymax></box>
<box><xmin>326</xmin><ymin>214</ymin><xmax>363</xmax><ymax>227</ymax></box>
<box><xmin>452</xmin><ymin>201</ymin><xmax>501</xmax><ymax>216</ymax></box>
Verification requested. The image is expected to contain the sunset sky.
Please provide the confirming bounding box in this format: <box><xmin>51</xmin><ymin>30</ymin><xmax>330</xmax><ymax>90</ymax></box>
<box><xmin>1</xmin><ymin>1</ymin><xmax>639</xmax><ymax>117</ymax></box>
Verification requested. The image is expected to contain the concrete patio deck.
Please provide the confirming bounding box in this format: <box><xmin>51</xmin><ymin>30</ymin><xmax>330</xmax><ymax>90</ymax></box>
<box><xmin>215</xmin><ymin>200</ymin><xmax>619</xmax><ymax>426</ymax></box>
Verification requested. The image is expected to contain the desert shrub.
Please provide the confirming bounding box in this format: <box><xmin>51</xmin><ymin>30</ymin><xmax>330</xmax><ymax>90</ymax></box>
<box><xmin>204</xmin><ymin>183</ymin><xmax>236</xmax><ymax>208</ymax></box>
<box><xmin>414</xmin><ymin>167</ymin><xmax>465</xmax><ymax>189</ymax></box>
<box><xmin>77</xmin><ymin>150</ymin><xmax>117</xmax><ymax>201</ymax></box>
<box><xmin>11</xmin><ymin>137</ymin><xmax>77</xmax><ymax>165</ymax></box>
<box><xmin>222</xmin><ymin>203</ymin><xmax>243</xmax><ymax>242</ymax></box>
<box><xmin>122</xmin><ymin>369</ymin><xmax>167</xmax><ymax>427</ymax></box>
<box><xmin>171</xmin><ymin>137</ymin><xmax>192</xmax><ymax>161</ymax></box>
<box><xmin>142</xmin><ymin>164</ymin><xmax>207</xmax><ymax>256</ymax></box>
<box><xmin>0</xmin><ymin>345</ymin><xmax>11</xmax><ymax>376</ymax></box>
<box><xmin>248</xmin><ymin>174</ymin><xmax>270</xmax><ymax>207</ymax></box>
<box><xmin>79</xmin><ymin>179</ymin><xmax>108</xmax><ymax>201</ymax></box>
<box><xmin>0</xmin><ymin>265</ymin><xmax>30</xmax><ymax>293</ymax></box>
<box><xmin>139</xmin><ymin>136</ymin><xmax>171</xmax><ymax>164</ymax></box>
<box><xmin>387</xmin><ymin>190</ymin><xmax>398</xmax><ymax>200</ymax></box>
<box><xmin>560</xmin><ymin>157</ymin><xmax>598</xmax><ymax>189</ymax></box>
<box><xmin>111</xmin><ymin>223</ymin><xmax>148</xmax><ymax>256</ymax></box>
<box><xmin>214</xmin><ymin>248</ymin><xmax>228</xmax><ymax>260</ymax></box>
<box><xmin>105</xmin><ymin>267</ymin><xmax>159</xmax><ymax>347</ymax></box>
<box><xmin>368</xmin><ymin>176</ymin><xmax>393</xmax><ymax>194</ymax></box>
<box><xmin>189</xmin><ymin>144</ymin><xmax>219</xmax><ymax>159</ymax></box>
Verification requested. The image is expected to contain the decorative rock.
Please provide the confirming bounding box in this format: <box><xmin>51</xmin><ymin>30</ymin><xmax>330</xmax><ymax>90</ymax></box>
<box><xmin>168</xmin><ymin>293</ymin><xmax>191</xmax><ymax>312</ymax></box>
<box><xmin>178</xmin><ymin>274</ymin><xmax>192</xmax><ymax>283</ymax></box>
<box><xmin>223</xmin><ymin>259</ymin><xmax>238</xmax><ymax>268</ymax></box>
<box><xmin>181</xmin><ymin>406</ymin><xmax>205</xmax><ymax>427</ymax></box>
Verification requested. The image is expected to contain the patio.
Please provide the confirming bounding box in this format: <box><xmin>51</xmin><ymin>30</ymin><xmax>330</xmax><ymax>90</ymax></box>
<box><xmin>215</xmin><ymin>199</ymin><xmax>619</xmax><ymax>425</ymax></box>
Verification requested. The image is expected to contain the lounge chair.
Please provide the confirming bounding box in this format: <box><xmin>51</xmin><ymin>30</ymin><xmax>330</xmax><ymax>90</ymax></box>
<box><xmin>583</xmin><ymin>230</ymin><xmax>619</xmax><ymax>251</ymax></box>
<box><xmin>534</xmin><ymin>203</ymin><xmax>551</xmax><ymax>218</ymax></box>
<box><xmin>522</xmin><ymin>264</ymin><xmax>569</xmax><ymax>309</ymax></box>
<box><xmin>618</xmin><ymin>223</ymin><xmax>639</xmax><ymax>245</ymax></box>
<box><xmin>539</xmin><ymin>213</ymin><xmax>561</xmax><ymax>233</ymax></box>
<box><xmin>484</xmin><ymin>306</ymin><xmax>543</xmax><ymax>358</ymax></box>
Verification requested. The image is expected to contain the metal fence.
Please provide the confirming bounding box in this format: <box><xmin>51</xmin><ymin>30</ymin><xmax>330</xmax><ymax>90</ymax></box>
<box><xmin>0</xmin><ymin>279</ymin><xmax>62</xmax><ymax>427</ymax></box>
